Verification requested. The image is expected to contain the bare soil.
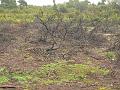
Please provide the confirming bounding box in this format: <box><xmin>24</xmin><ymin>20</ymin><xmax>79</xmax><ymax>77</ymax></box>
<box><xmin>0</xmin><ymin>24</ymin><xmax>120</xmax><ymax>90</ymax></box>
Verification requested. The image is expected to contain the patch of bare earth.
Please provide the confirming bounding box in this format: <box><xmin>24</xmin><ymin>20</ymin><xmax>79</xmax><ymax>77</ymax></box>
<box><xmin>0</xmin><ymin>26</ymin><xmax>120</xmax><ymax>90</ymax></box>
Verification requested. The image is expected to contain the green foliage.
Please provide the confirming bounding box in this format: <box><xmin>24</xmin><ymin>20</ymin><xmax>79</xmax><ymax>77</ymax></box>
<box><xmin>18</xmin><ymin>0</ymin><xmax>27</xmax><ymax>9</ymax></box>
<box><xmin>0</xmin><ymin>67</ymin><xmax>31</xmax><ymax>84</ymax></box>
<box><xmin>105</xmin><ymin>51</ymin><xmax>116</xmax><ymax>60</ymax></box>
<box><xmin>0</xmin><ymin>76</ymin><xmax>9</xmax><ymax>84</ymax></box>
<box><xmin>98</xmin><ymin>87</ymin><xmax>112</xmax><ymax>90</ymax></box>
<box><xmin>33</xmin><ymin>61</ymin><xmax>109</xmax><ymax>85</ymax></box>
<box><xmin>0</xmin><ymin>0</ymin><xmax>17</xmax><ymax>8</ymax></box>
<box><xmin>58</xmin><ymin>4</ymin><xmax>68</xmax><ymax>13</ymax></box>
<box><xmin>0</xmin><ymin>67</ymin><xmax>9</xmax><ymax>76</ymax></box>
<box><xmin>66</xmin><ymin>0</ymin><xmax>89</xmax><ymax>11</ymax></box>
<box><xmin>0</xmin><ymin>1</ymin><xmax>119</xmax><ymax>24</ymax></box>
<box><xmin>110</xmin><ymin>0</ymin><xmax>120</xmax><ymax>5</ymax></box>
<box><xmin>0</xmin><ymin>67</ymin><xmax>10</xmax><ymax>84</ymax></box>
<box><xmin>12</xmin><ymin>73</ymin><xmax>32</xmax><ymax>82</ymax></box>
<box><xmin>0</xmin><ymin>62</ymin><xmax>109</xmax><ymax>85</ymax></box>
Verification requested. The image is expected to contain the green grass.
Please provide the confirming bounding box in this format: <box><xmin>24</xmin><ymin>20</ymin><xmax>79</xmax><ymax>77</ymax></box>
<box><xmin>98</xmin><ymin>87</ymin><xmax>112</xmax><ymax>90</ymax></box>
<box><xmin>32</xmin><ymin>61</ymin><xmax>109</xmax><ymax>85</ymax></box>
<box><xmin>0</xmin><ymin>67</ymin><xmax>10</xmax><ymax>84</ymax></box>
<box><xmin>0</xmin><ymin>61</ymin><xmax>109</xmax><ymax>85</ymax></box>
<box><xmin>12</xmin><ymin>73</ymin><xmax>32</xmax><ymax>83</ymax></box>
<box><xmin>0</xmin><ymin>67</ymin><xmax>31</xmax><ymax>84</ymax></box>
<box><xmin>105</xmin><ymin>51</ymin><xmax>116</xmax><ymax>60</ymax></box>
<box><xmin>0</xmin><ymin>76</ymin><xmax>9</xmax><ymax>84</ymax></box>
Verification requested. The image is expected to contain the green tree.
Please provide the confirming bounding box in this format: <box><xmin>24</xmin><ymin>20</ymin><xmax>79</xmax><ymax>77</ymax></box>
<box><xmin>58</xmin><ymin>4</ymin><xmax>68</xmax><ymax>13</ymax></box>
<box><xmin>102</xmin><ymin>0</ymin><xmax>106</xmax><ymax>4</ymax></box>
<box><xmin>107</xmin><ymin>0</ymin><xmax>120</xmax><ymax>5</ymax></box>
<box><xmin>18</xmin><ymin>0</ymin><xmax>27</xmax><ymax>9</ymax></box>
<box><xmin>113</xmin><ymin>0</ymin><xmax>120</xmax><ymax>5</ymax></box>
<box><xmin>66</xmin><ymin>0</ymin><xmax>90</xmax><ymax>11</ymax></box>
<box><xmin>0</xmin><ymin>0</ymin><xmax>17</xmax><ymax>8</ymax></box>
<box><xmin>78</xmin><ymin>0</ymin><xmax>90</xmax><ymax>11</ymax></box>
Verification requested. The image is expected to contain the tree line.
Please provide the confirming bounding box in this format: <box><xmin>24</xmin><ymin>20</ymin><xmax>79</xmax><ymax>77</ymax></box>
<box><xmin>0</xmin><ymin>0</ymin><xmax>27</xmax><ymax>8</ymax></box>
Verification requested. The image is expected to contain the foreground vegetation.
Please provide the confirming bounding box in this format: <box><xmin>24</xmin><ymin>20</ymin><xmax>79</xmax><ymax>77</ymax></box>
<box><xmin>0</xmin><ymin>61</ymin><xmax>109</xmax><ymax>88</ymax></box>
<box><xmin>0</xmin><ymin>0</ymin><xmax>120</xmax><ymax>90</ymax></box>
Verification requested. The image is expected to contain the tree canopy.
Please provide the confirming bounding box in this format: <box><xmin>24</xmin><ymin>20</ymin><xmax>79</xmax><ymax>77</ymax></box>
<box><xmin>18</xmin><ymin>0</ymin><xmax>27</xmax><ymax>8</ymax></box>
<box><xmin>0</xmin><ymin>0</ymin><xmax>17</xmax><ymax>8</ymax></box>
